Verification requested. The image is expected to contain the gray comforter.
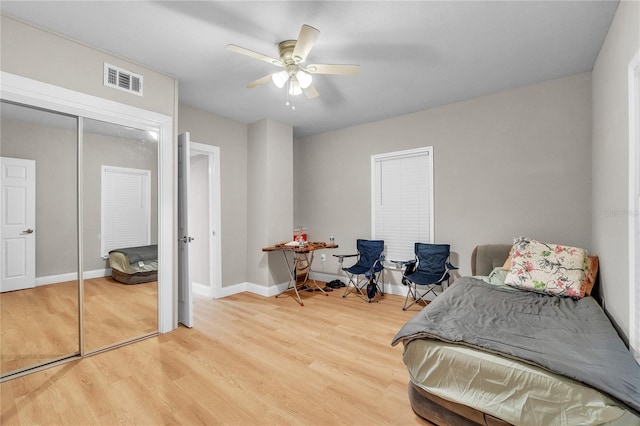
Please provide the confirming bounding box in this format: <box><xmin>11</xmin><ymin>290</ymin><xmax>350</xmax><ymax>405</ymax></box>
<box><xmin>109</xmin><ymin>244</ymin><xmax>157</xmax><ymax>264</ymax></box>
<box><xmin>391</xmin><ymin>277</ymin><xmax>640</xmax><ymax>415</ymax></box>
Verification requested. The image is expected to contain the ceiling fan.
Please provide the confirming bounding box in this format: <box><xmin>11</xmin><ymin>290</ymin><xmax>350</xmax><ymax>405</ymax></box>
<box><xmin>226</xmin><ymin>24</ymin><xmax>360</xmax><ymax>106</ymax></box>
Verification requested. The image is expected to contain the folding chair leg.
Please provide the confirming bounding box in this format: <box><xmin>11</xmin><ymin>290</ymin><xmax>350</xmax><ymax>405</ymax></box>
<box><xmin>342</xmin><ymin>275</ymin><xmax>370</xmax><ymax>300</ymax></box>
<box><xmin>402</xmin><ymin>283</ymin><xmax>438</xmax><ymax>310</ymax></box>
<box><xmin>342</xmin><ymin>277</ymin><xmax>353</xmax><ymax>297</ymax></box>
<box><xmin>342</xmin><ymin>273</ymin><xmax>359</xmax><ymax>297</ymax></box>
<box><xmin>402</xmin><ymin>283</ymin><xmax>417</xmax><ymax>310</ymax></box>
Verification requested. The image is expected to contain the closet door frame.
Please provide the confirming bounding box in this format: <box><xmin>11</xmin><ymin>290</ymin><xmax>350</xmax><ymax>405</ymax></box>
<box><xmin>1</xmin><ymin>72</ymin><xmax>175</xmax><ymax>357</ymax></box>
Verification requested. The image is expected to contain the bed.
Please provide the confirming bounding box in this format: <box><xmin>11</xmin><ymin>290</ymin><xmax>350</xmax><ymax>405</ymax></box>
<box><xmin>108</xmin><ymin>244</ymin><xmax>158</xmax><ymax>284</ymax></box>
<box><xmin>392</xmin><ymin>242</ymin><xmax>640</xmax><ymax>426</ymax></box>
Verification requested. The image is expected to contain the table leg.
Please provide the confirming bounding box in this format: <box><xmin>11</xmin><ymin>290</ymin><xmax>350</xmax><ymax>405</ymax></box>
<box><xmin>274</xmin><ymin>250</ymin><xmax>328</xmax><ymax>306</ymax></box>
<box><xmin>305</xmin><ymin>252</ymin><xmax>327</xmax><ymax>296</ymax></box>
<box><xmin>275</xmin><ymin>250</ymin><xmax>305</xmax><ymax>305</ymax></box>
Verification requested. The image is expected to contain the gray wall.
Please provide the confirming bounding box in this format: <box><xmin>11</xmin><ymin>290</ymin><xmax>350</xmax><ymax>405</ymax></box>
<box><xmin>1</xmin><ymin>15</ymin><xmax>176</xmax><ymax>117</ymax></box>
<box><xmin>592</xmin><ymin>0</ymin><xmax>640</xmax><ymax>339</ymax></box>
<box><xmin>247</xmin><ymin>119</ymin><xmax>293</xmax><ymax>287</ymax></box>
<box><xmin>178</xmin><ymin>103</ymin><xmax>248</xmax><ymax>287</ymax></box>
<box><xmin>294</xmin><ymin>73</ymin><xmax>593</xmax><ymax>284</ymax></box>
<box><xmin>1</xmin><ymin>116</ymin><xmax>159</xmax><ymax>277</ymax></box>
<box><xmin>1</xmin><ymin>14</ymin><xmax>176</xmax><ymax>281</ymax></box>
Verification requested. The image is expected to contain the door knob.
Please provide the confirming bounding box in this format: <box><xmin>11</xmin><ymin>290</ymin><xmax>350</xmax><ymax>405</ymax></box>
<box><xmin>22</xmin><ymin>229</ymin><xmax>34</xmax><ymax>234</ymax></box>
<box><xmin>180</xmin><ymin>236</ymin><xmax>194</xmax><ymax>243</ymax></box>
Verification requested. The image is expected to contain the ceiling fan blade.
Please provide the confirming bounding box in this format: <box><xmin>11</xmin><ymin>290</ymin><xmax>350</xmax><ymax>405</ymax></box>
<box><xmin>306</xmin><ymin>63</ymin><xmax>360</xmax><ymax>76</ymax></box>
<box><xmin>247</xmin><ymin>74</ymin><xmax>274</xmax><ymax>89</ymax></box>
<box><xmin>226</xmin><ymin>44</ymin><xmax>283</xmax><ymax>67</ymax></box>
<box><xmin>292</xmin><ymin>24</ymin><xmax>320</xmax><ymax>63</ymax></box>
<box><xmin>303</xmin><ymin>84</ymin><xmax>319</xmax><ymax>99</ymax></box>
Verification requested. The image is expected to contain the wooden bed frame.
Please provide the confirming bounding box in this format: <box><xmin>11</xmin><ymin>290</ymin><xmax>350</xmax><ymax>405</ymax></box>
<box><xmin>408</xmin><ymin>244</ymin><xmax>513</xmax><ymax>426</ymax></box>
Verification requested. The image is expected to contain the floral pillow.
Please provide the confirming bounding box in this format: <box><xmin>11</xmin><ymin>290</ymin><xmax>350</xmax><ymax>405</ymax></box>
<box><xmin>504</xmin><ymin>237</ymin><xmax>587</xmax><ymax>299</ymax></box>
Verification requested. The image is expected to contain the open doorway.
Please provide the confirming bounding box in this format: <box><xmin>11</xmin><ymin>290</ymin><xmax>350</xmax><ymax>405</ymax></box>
<box><xmin>178</xmin><ymin>133</ymin><xmax>221</xmax><ymax>328</ymax></box>
<box><xmin>189</xmin><ymin>142</ymin><xmax>221</xmax><ymax>299</ymax></box>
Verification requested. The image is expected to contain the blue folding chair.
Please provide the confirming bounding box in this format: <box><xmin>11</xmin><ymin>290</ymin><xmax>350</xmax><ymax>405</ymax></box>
<box><xmin>333</xmin><ymin>239</ymin><xmax>385</xmax><ymax>302</ymax></box>
<box><xmin>398</xmin><ymin>243</ymin><xmax>457</xmax><ymax>310</ymax></box>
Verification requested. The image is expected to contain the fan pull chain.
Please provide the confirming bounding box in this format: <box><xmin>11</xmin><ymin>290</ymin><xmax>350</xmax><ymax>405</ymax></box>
<box><xmin>285</xmin><ymin>79</ymin><xmax>295</xmax><ymax>110</ymax></box>
<box><xmin>285</xmin><ymin>80</ymin><xmax>290</xmax><ymax>107</ymax></box>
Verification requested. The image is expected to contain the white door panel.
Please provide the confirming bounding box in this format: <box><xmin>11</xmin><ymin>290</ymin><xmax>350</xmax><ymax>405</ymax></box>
<box><xmin>1</xmin><ymin>157</ymin><xmax>36</xmax><ymax>292</ymax></box>
<box><xmin>177</xmin><ymin>132</ymin><xmax>193</xmax><ymax>327</ymax></box>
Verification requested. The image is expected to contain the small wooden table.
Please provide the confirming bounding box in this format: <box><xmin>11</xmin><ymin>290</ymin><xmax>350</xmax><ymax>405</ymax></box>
<box><xmin>262</xmin><ymin>241</ymin><xmax>338</xmax><ymax>306</ymax></box>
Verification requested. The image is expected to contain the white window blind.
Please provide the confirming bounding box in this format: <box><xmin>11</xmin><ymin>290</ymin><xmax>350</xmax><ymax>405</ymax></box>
<box><xmin>372</xmin><ymin>147</ymin><xmax>434</xmax><ymax>262</ymax></box>
<box><xmin>101</xmin><ymin>165</ymin><xmax>151</xmax><ymax>257</ymax></box>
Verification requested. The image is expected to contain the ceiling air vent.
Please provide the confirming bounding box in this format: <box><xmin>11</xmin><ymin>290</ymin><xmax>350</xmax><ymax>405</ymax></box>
<box><xmin>103</xmin><ymin>63</ymin><xmax>143</xmax><ymax>96</ymax></box>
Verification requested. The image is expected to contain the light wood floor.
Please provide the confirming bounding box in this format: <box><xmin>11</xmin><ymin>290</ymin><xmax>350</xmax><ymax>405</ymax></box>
<box><xmin>1</xmin><ymin>277</ymin><xmax>157</xmax><ymax>374</ymax></box>
<box><xmin>84</xmin><ymin>277</ymin><xmax>157</xmax><ymax>352</ymax></box>
<box><xmin>0</xmin><ymin>280</ymin><xmax>79</xmax><ymax>373</ymax></box>
<box><xmin>1</xmin><ymin>287</ymin><xmax>428</xmax><ymax>425</ymax></box>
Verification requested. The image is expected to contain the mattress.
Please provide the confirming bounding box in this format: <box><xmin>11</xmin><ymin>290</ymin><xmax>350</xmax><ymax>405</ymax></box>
<box><xmin>404</xmin><ymin>335</ymin><xmax>640</xmax><ymax>425</ymax></box>
<box><xmin>109</xmin><ymin>251</ymin><xmax>158</xmax><ymax>275</ymax></box>
<box><xmin>108</xmin><ymin>245</ymin><xmax>158</xmax><ymax>284</ymax></box>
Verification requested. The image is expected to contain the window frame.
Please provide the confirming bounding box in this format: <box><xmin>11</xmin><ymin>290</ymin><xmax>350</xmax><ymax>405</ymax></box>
<box><xmin>371</xmin><ymin>146</ymin><xmax>434</xmax><ymax>262</ymax></box>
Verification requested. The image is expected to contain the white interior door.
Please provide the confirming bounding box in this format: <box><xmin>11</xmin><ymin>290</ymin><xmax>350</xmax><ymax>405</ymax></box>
<box><xmin>1</xmin><ymin>157</ymin><xmax>36</xmax><ymax>293</ymax></box>
<box><xmin>178</xmin><ymin>132</ymin><xmax>193</xmax><ymax>327</ymax></box>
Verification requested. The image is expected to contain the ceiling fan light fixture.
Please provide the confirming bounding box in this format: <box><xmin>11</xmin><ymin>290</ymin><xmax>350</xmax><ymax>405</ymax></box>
<box><xmin>296</xmin><ymin>70</ymin><xmax>312</xmax><ymax>89</ymax></box>
<box><xmin>228</xmin><ymin>23</ymin><xmax>360</xmax><ymax>106</ymax></box>
<box><xmin>272</xmin><ymin>70</ymin><xmax>289</xmax><ymax>88</ymax></box>
<box><xmin>288</xmin><ymin>79</ymin><xmax>303</xmax><ymax>96</ymax></box>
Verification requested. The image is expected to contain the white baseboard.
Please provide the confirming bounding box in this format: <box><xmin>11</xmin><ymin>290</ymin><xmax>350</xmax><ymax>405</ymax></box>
<box><xmin>35</xmin><ymin>270</ymin><xmax>429</xmax><ymax>303</ymax></box>
<box><xmin>310</xmin><ymin>272</ymin><xmax>344</xmax><ymax>284</ymax></box>
<box><xmin>213</xmin><ymin>282</ymin><xmax>262</xmax><ymax>298</ymax></box>
<box><xmin>192</xmin><ymin>281</ymin><xmax>213</xmax><ymax>297</ymax></box>
<box><xmin>243</xmin><ymin>281</ymin><xmax>290</xmax><ymax>297</ymax></box>
<box><xmin>213</xmin><ymin>272</ymin><xmax>415</xmax><ymax>300</ymax></box>
<box><xmin>244</xmin><ymin>282</ymin><xmax>273</xmax><ymax>297</ymax></box>
<box><xmin>36</xmin><ymin>268</ymin><xmax>111</xmax><ymax>286</ymax></box>
<box><xmin>214</xmin><ymin>281</ymin><xmax>292</xmax><ymax>299</ymax></box>
<box><xmin>214</xmin><ymin>283</ymin><xmax>244</xmax><ymax>298</ymax></box>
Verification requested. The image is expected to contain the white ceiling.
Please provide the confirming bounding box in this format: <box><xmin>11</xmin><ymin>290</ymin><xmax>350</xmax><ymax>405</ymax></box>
<box><xmin>1</xmin><ymin>1</ymin><xmax>619</xmax><ymax>138</ymax></box>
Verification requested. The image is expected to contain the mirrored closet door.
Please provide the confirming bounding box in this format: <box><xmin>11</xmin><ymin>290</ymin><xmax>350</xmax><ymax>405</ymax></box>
<box><xmin>0</xmin><ymin>101</ymin><xmax>80</xmax><ymax>376</ymax></box>
<box><xmin>82</xmin><ymin>118</ymin><xmax>158</xmax><ymax>353</ymax></box>
<box><xmin>0</xmin><ymin>100</ymin><xmax>161</xmax><ymax>379</ymax></box>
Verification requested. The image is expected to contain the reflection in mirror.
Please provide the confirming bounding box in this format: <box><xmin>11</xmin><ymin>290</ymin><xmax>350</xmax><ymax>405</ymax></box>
<box><xmin>0</xmin><ymin>101</ymin><xmax>79</xmax><ymax>376</ymax></box>
<box><xmin>82</xmin><ymin>118</ymin><xmax>158</xmax><ymax>352</ymax></box>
